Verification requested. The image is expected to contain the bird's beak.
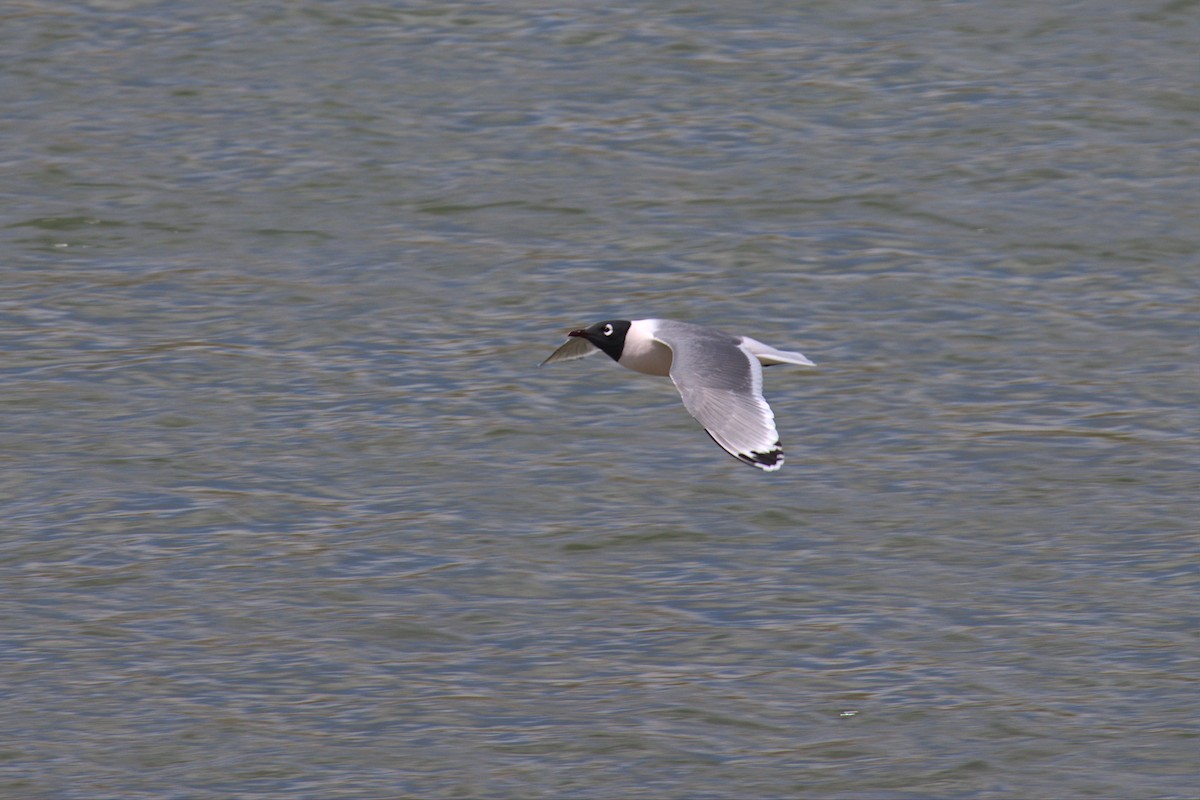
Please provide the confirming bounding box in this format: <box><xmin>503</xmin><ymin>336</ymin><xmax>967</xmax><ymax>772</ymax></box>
<box><xmin>568</xmin><ymin>329</ymin><xmax>587</xmax><ymax>338</ymax></box>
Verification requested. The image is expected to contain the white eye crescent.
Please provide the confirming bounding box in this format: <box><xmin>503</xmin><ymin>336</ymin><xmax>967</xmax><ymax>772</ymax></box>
<box><xmin>602</xmin><ymin>324</ymin><xmax>613</xmax><ymax>336</ymax></box>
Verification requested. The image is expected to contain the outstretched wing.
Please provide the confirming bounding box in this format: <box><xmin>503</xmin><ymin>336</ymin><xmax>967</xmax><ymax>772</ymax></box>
<box><xmin>539</xmin><ymin>336</ymin><xmax>601</xmax><ymax>367</ymax></box>
<box><xmin>652</xmin><ymin>322</ymin><xmax>784</xmax><ymax>471</ymax></box>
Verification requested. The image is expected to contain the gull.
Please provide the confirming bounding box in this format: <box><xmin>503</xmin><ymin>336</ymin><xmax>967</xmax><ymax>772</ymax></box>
<box><xmin>541</xmin><ymin>318</ymin><xmax>815</xmax><ymax>471</ymax></box>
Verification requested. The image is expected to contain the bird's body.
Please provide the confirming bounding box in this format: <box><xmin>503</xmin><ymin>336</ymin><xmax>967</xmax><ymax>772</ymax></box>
<box><xmin>541</xmin><ymin>318</ymin><xmax>815</xmax><ymax>471</ymax></box>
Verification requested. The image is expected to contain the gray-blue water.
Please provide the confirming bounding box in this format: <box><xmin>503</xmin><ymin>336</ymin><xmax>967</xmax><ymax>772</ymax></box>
<box><xmin>2</xmin><ymin>2</ymin><xmax>1197</xmax><ymax>798</ymax></box>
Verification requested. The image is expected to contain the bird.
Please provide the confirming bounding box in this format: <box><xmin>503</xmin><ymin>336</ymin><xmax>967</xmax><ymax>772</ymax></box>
<box><xmin>540</xmin><ymin>318</ymin><xmax>815</xmax><ymax>471</ymax></box>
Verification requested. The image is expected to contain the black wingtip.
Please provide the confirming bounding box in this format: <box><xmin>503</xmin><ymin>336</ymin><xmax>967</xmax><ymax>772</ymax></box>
<box><xmin>736</xmin><ymin>441</ymin><xmax>783</xmax><ymax>471</ymax></box>
<box><xmin>705</xmin><ymin>432</ymin><xmax>784</xmax><ymax>471</ymax></box>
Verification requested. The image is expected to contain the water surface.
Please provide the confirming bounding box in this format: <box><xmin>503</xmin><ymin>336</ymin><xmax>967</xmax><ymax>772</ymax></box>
<box><xmin>2</xmin><ymin>1</ymin><xmax>1197</xmax><ymax>798</ymax></box>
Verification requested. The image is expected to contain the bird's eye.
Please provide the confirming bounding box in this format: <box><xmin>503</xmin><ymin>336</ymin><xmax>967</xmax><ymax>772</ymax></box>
<box><xmin>602</xmin><ymin>324</ymin><xmax>613</xmax><ymax>336</ymax></box>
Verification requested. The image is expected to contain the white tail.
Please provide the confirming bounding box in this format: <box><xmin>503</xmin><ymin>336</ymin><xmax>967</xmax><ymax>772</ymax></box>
<box><xmin>740</xmin><ymin>337</ymin><xmax>816</xmax><ymax>367</ymax></box>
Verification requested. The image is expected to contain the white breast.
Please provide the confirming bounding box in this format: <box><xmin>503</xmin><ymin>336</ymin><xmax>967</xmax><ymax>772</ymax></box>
<box><xmin>617</xmin><ymin>319</ymin><xmax>674</xmax><ymax>376</ymax></box>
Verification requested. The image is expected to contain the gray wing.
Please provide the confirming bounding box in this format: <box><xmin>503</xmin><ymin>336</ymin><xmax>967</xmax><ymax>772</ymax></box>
<box><xmin>539</xmin><ymin>336</ymin><xmax>601</xmax><ymax>367</ymax></box>
<box><xmin>652</xmin><ymin>322</ymin><xmax>784</xmax><ymax>471</ymax></box>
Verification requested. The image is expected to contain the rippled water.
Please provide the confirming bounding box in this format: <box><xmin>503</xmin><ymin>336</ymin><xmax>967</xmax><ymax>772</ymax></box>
<box><xmin>2</xmin><ymin>1</ymin><xmax>1197</xmax><ymax>798</ymax></box>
